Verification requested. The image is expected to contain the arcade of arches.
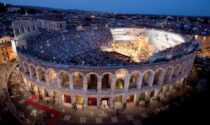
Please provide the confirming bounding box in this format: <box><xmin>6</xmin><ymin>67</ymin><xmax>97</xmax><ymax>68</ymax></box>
<box><xmin>20</xmin><ymin>54</ymin><xmax>195</xmax><ymax>109</ymax></box>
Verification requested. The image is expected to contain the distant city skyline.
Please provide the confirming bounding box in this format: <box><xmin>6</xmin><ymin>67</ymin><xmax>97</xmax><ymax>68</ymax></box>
<box><xmin>1</xmin><ymin>0</ymin><xmax>210</xmax><ymax>16</ymax></box>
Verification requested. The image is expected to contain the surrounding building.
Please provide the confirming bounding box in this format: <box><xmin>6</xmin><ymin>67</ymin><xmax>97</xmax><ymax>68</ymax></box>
<box><xmin>12</xmin><ymin>20</ymin><xmax>39</xmax><ymax>37</ymax></box>
<box><xmin>36</xmin><ymin>14</ymin><xmax>66</xmax><ymax>31</ymax></box>
<box><xmin>0</xmin><ymin>36</ymin><xmax>16</xmax><ymax>63</ymax></box>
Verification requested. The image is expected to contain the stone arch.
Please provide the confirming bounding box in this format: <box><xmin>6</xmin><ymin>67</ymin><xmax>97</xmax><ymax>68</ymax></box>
<box><xmin>139</xmin><ymin>91</ymin><xmax>148</xmax><ymax>101</ymax></box>
<box><xmin>47</xmin><ymin>68</ymin><xmax>57</xmax><ymax>84</ymax></box>
<box><xmin>101</xmin><ymin>72</ymin><xmax>112</xmax><ymax>90</ymax></box>
<box><xmin>59</xmin><ymin>71</ymin><xmax>69</xmax><ymax>88</ymax></box>
<box><xmin>23</xmin><ymin>62</ymin><xmax>29</xmax><ymax>75</ymax></box>
<box><xmin>29</xmin><ymin>64</ymin><xmax>36</xmax><ymax>80</ymax></box>
<box><xmin>172</xmin><ymin>64</ymin><xmax>181</xmax><ymax>79</ymax></box>
<box><xmin>114</xmin><ymin>95</ymin><xmax>123</xmax><ymax>104</ymax></box>
<box><xmin>115</xmin><ymin>79</ymin><xmax>124</xmax><ymax>89</ymax></box>
<box><xmin>150</xmin><ymin>89</ymin><xmax>158</xmax><ymax>98</ymax></box>
<box><xmin>63</xmin><ymin>93</ymin><xmax>71</xmax><ymax>104</ymax></box>
<box><xmin>129</xmin><ymin>71</ymin><xmax>140</xmax><ymax>89</ymax></box>
<box><xmin>142</xmin><ymin>70</ymin><xmax>154</xmax><ymax>87</ymax></box>
<box><xmin>44</xmin><ymin>88</ymin><xmax>50</xmax><ymax>97</ymax></box>
<box><xmin>87</xmin><ymin>73</ymin><xmax>98</xmax><ymax>90</ymax></box>
<box><xmin>127</xmin><ymin>93</ymin><xmax>136</xmax><ymax>103</ymax></box>
<box><xmin>115</xmin><ymin>68</ymin><xmax>128</xmax><ymax>79</ymax></box>
<box><xmin>37</xmin><ymin>67</ymin><xmax>46</xmax><ymax>82</ymax></box>
<box><xmin>163</xmin><ymin>66</ymin><xmax>174</xmax><ymax>84</ymax></box>
<box><xmin>72</xmin><ymin>72</ymin><xmax>83</xmax><ymax>89</ymax></box>
<box><xmin>154</xmin><ymin>68</ymin><xmax>164</xmax><ymax>85</ymax></box>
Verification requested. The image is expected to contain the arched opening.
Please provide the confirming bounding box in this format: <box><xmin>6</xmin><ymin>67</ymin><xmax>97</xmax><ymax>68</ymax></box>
<box><xmin>139</xmin><ymin>92</ymin><xmax>148</xmax><ymax>101</ymax></box>
<box><xmin>38</xmin><ymin>68</ymin><xmax>46</xmax><ymax>82</ymax></box>
<box><xmin>87</xmin><ymin>74</ymin><xmax>98</xmax><ymax>90</ymax></box>
<box><xmin>88</xmin><ymin>97</ymin><xmax>97</xmax><ymax>106</ymax></box>
<box><xmin>164</xmin><ymin>67</ymin><xmax>173</xmax><ymax>84</ymax></box>
<box><xmin>47</xmin><ymin>69</ymin><xmax>57</xmax><ymax>84</ymax></box>
<box><xmin>64</xmin><ymin>94</ymin><xmax>71</xmax><ymax>104</ymax></box>
<box><xmin>52</xmin><ymin>91</ymin><xmax>57</xmax><ymax>104</ymax></box>
<box><xmin>114</xmin><ymin>95</ymin><xmax>123</xmax><ymax>106</ymax></box>
<box><xmin>172</xmin><ymin>65</ymin><xmax>180</xmax><ymax>79</ymax></box>
<box><xmin>127</xmin><ymin>94</ymin><xmax>135</xmax><ymax>103</ymax></box>
<box><xmin>159</xmin><ymin>87</ymin><xmax>167</xmax><ymax>97</ymax></box>
<box><xmin>142</xmin><ymin>70</ymin><xmax>153</xmax><ymax>87</ymax></box>
<box><xmin>102</xmin><ymin>73</ymin><xmax>112</xmax><ymax>89</ymax></box>
<box><xmin>72</xmin><ymin>72</ymin><xmax>83</xmax><ymax>89</ymax></box>
<box><xmin>154</xmin><ymin>69</ymin><xmax>164</xmax><ymax>85</ymax></box>
<box><xmin>60</xmin><ymin>71</ymin><xmax>69</xmax><ymax>88</ymax></box>
<box><xmin>30</xmin><ymin>65</ymin><xmax>36</xmax><ymax>79</ymax></box>
<box><xmin>150</xmin><ymin>90</ymin><xmax>156</xmax><ymax>98</ymax></box>
<box><xmin>129</xmin><ymin>72</ymin><xmax>139</xmax><ymax>89</ymax></box>
<box><xmin>44</xmin><ymin>89</ymin><xmax>49</xmax><ymax>97</ymax></box>
<box><xmin>75</xmin><ymin>95</ymin><xmax>84</xmax><ymax>105</ymax></box>
<box><xmin>23</xmin><ymin>63</ymin><xmax>29</xmax><ymax>75</ymax></box>
<box><xmin>15</xmin><ymin>29</ymin><xmax>19</xmax><ymax>35</ymax></box>
<box><xmin>115</xmin><ymin>79</ymin><xmax>124</xmax><ymax>89</ymax></box>
<box><xmin>21</xmin><ymin>27</ymin><xmax>24</xmax><ymax>33</ymax></box>
<box><xmin>27</xmin><ymin>27</ymin><xmax>30</xmax><ymax>32</ymax></box>
<box><xmin>101</xmin><ymin>97</ymin><xmax>110</xmax><ymax>109</ymax></box>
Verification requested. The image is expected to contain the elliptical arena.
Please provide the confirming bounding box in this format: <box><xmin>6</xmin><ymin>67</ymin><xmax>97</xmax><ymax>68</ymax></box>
<box><xmin>15</xmin><ymin>25</ymin><xmax>199</xmax><ymax>110</ymax></box>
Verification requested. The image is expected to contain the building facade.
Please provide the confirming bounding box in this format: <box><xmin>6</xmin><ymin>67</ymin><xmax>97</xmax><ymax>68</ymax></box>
<box><xmin>0</xmin><ymin>36</ymin><xmax>16</xmax><ymax>63</ymax></box>
<box><xmin>36</xmin><ymin>15</ymin><xmax>66</xmax><ymax>31</ymax></box>
<box><xmin>18</xmin><ymin>49</ymin><xmax>197</xmax><ymax>109</ymax></box>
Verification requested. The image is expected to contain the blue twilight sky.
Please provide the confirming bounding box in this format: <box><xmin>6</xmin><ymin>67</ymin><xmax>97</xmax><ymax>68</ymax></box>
<box><xmin>1</xmin><ymin>0</ymin><xmax>210</xmax><ymax>16</ymax></box>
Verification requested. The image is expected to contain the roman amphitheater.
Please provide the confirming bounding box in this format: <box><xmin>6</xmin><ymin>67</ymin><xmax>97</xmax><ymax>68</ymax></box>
<box><xmin>15</xmin><ymin>25</ymin><xmax>199</xmax><ymax>109</ymax></box>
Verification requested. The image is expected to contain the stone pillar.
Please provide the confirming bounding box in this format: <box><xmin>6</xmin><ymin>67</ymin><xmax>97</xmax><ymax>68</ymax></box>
<box><xmin>57</xmin><ymin>76</ymin><xmax>61</xmax><ymax>88</ymax></box>
<box><xmin>97</xmin><ymin>97</ymin><xmax>101</xmax><ymax>108</ymax></box>
<box><xmin>159</xmin><ymin>71</ymin><xmax>165</xmax><ymax>85</ymax></box>
<box><xmin>36</xmin><ymin>69</ymin><xmax>40</xmax><ymax>82</ymax></box>
<box><xmin>18</xmin><ymin>28</ymin><xmax>21</xmax><ymax>35</ymax></box>
<box><xmin>109</xmin><ymin>97</ymin><xmax>114</xmax><ymax>108</ymax></box>
<box><xmin>29</xmin><ymin>67</ymin><xmax>32</xmax><ymax>79</ymax></box>
<box><xmin>111</xmin><ymin>77</ymin><xmax>116</xmax><ymax>93</ymax></box>
<box><xmin>45</xmin><ymin>73</ymin><xmax>49</xmax><ymax>86</ymax></box>
<box><xmin>169</xmin><ymin>72</ymin><xmax>173</xmax><ymax>83</ymax></box>
<box><xmin>40</xmin><ymin>87</ymin><xmax>45</xmax><ymax>97</ymax></box>
<box><xmin>97</xmin><ymin>76</ymin><xmax>102</xmax><ymax>94</ymax></box>
<box><xmin>84</xmin><ymin>95</ymin><xmax>88</xmax><ymax>108</ymax></box>
<box><xmin>124</xmin><ymin>75</ymin><xmax>130</xmax><ymax>92</ymax></box>
<box><xmin>122</xmin><ymin>94</ymin><xmax>127</xmax><ymax>104</ymax></box>
<box><xmin>137</xmin><ymin>75</ymin><xmax>143</xmax><ymax>89</ymax></box>
<box><xmin>56</xmin><ymin>92</ymin><xmax>63</xmax><ymax>106</ymax></box>
<box><xmin>71</xmin><ymin>94</ymin><xmax>75</xmax><ymax>104</ymax></box>
<box><xmin>83</xmin><ymin>76</ymin><xmax>88</xmax><ymax>92</ymax></box>
<box><xmin>34</xmin><ymin>86</ymin><xmax>38</xmax><ymax>95</ymax></box>
<box><xmin>69</xmin><ymin>74</ymin><xmax>74</xmax><ymax>91</ymax></box>
<box><xmin>149</xmin><ymin>73</ymin><xmax>155</xmax><ymax>87</ymax></box>
<box><xmin>134</xmin><ymin>93</ymin><xmax>140</xmax><ymax>104</ymax></box>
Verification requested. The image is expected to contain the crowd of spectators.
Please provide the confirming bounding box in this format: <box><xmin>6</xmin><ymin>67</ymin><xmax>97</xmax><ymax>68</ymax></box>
<box><xmin>17</xmin><ymin>27</ymin><xmax>199</xmax><ymax>66</ymax></box>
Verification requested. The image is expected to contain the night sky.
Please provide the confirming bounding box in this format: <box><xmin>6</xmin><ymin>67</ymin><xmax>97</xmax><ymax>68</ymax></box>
<box><xmin>1</xmin><ymin>0</ymin><xmax>210</xmax><ymax>16</ymax></box>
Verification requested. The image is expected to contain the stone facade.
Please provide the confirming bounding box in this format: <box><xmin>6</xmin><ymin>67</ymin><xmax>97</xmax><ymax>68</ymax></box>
<box><xmin>18</xmin><ymin>47</ymin><xmax>197</xmax><ymax>109</ymax></box>
<box><xmin>12</xmin><ymin>20</ymin><xmax>39</xmax><ymax>37</ymax></box>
